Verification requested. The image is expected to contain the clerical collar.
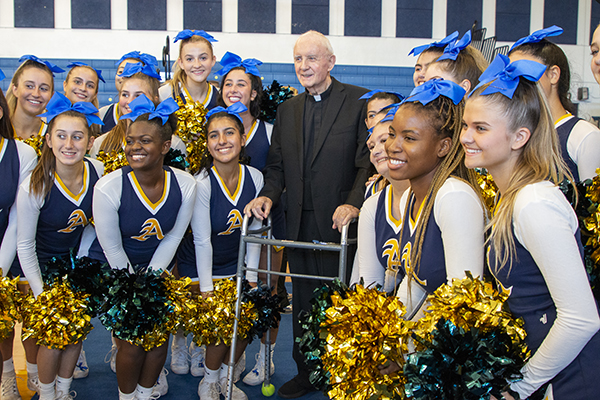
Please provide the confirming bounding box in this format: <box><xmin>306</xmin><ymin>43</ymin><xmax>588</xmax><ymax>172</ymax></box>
<box><xmin>307</xmin><ymin>82</ymin><xmax>333</xmax><ymax>102</ymax></box>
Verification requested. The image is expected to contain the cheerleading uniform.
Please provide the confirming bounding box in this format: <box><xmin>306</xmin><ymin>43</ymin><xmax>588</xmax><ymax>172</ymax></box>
<box><xmin>158</xmin><ymin>82</ymin><xmax>219</xmax><ymax>110</ymax></box>
<box><xmin>364</xmin><ymin>175</ymin><xmax>386</xmax><ymax>200</ymax></box>
<box><xmin>0</xmin><ymin>138</ymin><xmax>37</xmax><ymax>276</ymax></box>
<box><xmin>90</xmin><ymin>132</ymin><xmax>187</xmax><ymax>160</ymax></box>
<box><xmin>555</xmin><ymin>114</ymin><xmax>600</xmax><ymax>182</ymax></box>
<box><xmin>16</xmin><ymin>158</ymin><xmax>104</xmax><ymax>296</ymax></box>
<box><xmin>357</xmin><ymin>185</ymin><xmax>405</xmax><ymax>292</ymax></box>
<box><xmin>488</xmin><ymin>181</ymin><xmax>600</xmax><ymax>400</ymax></box>
<box><xmin>177</xmin><ymin>164</ymin><xmax>262</xmax><ymax>292</ymax></box>
<box><xmin>89</xmin><ymin>165</ymin><xmax>195</xmax><ymax>272</ymax></box>
<box><xmin>396</xmin><ymin>177</ymin><xmax>485</xmax><ymax>320</ymax></box>
<box><xmin>98</xmin><ymin>103</ymin><xmax>119</xmax><ymax>134</ymax></box>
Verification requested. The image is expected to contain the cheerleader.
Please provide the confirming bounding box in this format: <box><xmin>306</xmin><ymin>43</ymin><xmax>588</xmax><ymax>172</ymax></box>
<box><xmin>16</xmin><ymin>92</ymin><xmax>104</xmax><ymax>400</ymax></box>
<box><xmin>0</xmin><ymin>71</ymin><xmax>37</xmax><ymax>400</ymax></box>
<box><xmin>99</xmin><ymin>51</ymin><xmax>159</xmax><ymax>133</ymax></box>
<box><xmin>89</xmin><ymin>95</ymin><xmax>196</xmax><ymax>400</ymax></box>
<box><xmin>63</xmin><ymin>62</ymin><xmax>104</xmax><ymax>109</ymax></box>
<box><xmin>360</xmin><ymin>90</ymin><xmax>403</xmax><ymax>130</ymax></box>
<box><xmin>422</xmin><ymin>30</ymin><xmax>488</xmax><ymax>92</ymax></box>
<box><xmin>509</xmin><ymin>25</ymin><xmax>600</xmax><ymax>182</ymax></box>
<box><xmin>158</xmin><ymin>29</ymin><xmax>218</xmax><ymax>110</ymax></box>
<box><xmin>385</xmin><ymin>79</ymin><xmax>485</xmax><ymax>321</ymax></box>
<box><xmin>215</xmin><ymin>52</ymin><xmax>283</xmax><ymax>386</ymax></box>
<box><xmin>179</xmin><ymin>103</ymin><xmax>261</xmax><ymax>400</ymax></box>
<box><xmin>462</xmin><ymin>55</ymin><xmax>600</xmax><ymax>400</ymax></box>
<box><xmin>409</xmin><ymin>31</ymin><xmax>459</xmax><ymax>86</ymax></box>
<box><xmin>7</xmin><ymin>55</ymin><xmax>63</xmax><ymax>142</ymax></box>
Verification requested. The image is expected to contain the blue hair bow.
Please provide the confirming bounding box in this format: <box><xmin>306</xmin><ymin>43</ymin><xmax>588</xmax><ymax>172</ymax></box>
<box><xmin>437</xmin><ymin>30</ymin><xmax>472</xmax><ymax>62</ymax></box>
<box><xmin>380</xmin><ymin>103</ymin><xmax>400</xmax><ymax>123</ymax></box>
<box><xmin>359</xmin><ymin>89</ymin><xmax>405</xmax><ymax>102</ymax></box>
<box><xmin>0</xmin><ymin>68</ymin><xmax>4</xmax><ymax>81</ymax></box>
<box><xmin>19</xmin><ymin>55</ymin><xmax>65</xmax><ymax>76</ymax></box>
<box><xmin>118</xmin><ymin>62</ymin><xmax>162</xmax><ymax>80</ymax></box>
<box><xmin>67</xmin><ymin>62</ymin><xmax>106</xmax><ymax>83</ymax></box>
<box><xmin>403</xmin><ymin>78</ymin><xmax>465</xmax><ymax>105</ymax></box>
<box><xmin>174</xmin><ymin>30</ymin><xmax>218</xmax><ymax>43</ymax></box>
<box><xmin>216</xmin><ymin>52</ymin><xmax>262</xmax><ymax>77</ymax></box>
<box><xmin>509</xmin><ymin>25</ymin><xmax>563</xmax><ymax>52</ymax></box>
<box><xmin>120</xmin><ymin>95</ymin><xmax>179</xmax><ymax>125</ymax></box>
<box><xmin>37</xmin><ymin>92</ymin><xmax>103</xmax><ymax>126</ymax></box>
<box><xmin>206</xmin><ymin>102</ymin><xmax>248</xmax><ymax>124</ymax></box>
<box><xmin>409</xmin><ymin>31</ymin><xmax>459</xmax><ymax>57</ymax></box>
<box><xmin>471</xmin><ymin>54</ymin><xmax>546</xmax><ymax>99</ymax></box>
<box><xmin>115</xmin><ymin>51</ymin><xmax>159</xmax><ymax>68</ymax></box>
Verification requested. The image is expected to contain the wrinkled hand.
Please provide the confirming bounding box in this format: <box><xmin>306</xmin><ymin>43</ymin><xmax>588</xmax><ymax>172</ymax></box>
<box><xmin>366</xmin><ymin>173</ymin><xmax>381</xmax><ymax>186</ymax></box>
<box><xmin>244</xmin><ymin>196</ymin><xmax>273</xmax><ymax>221</ymax></box>
<box><xmin>332</xmin><ymin>204</ymin><xmax>359</xmax><ymax>232</ymax></box>
<box><xmin>377</xmin><ymin>360</ymin><xmax>401</xmax><ymax>375</ymax></box>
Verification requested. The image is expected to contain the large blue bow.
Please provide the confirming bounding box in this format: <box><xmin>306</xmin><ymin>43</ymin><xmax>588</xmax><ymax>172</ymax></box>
<box><xmin>67</xmin><ymin>62</ymin><xmax>106</xmax><ymax>83</ymax></box>
<box><xmin>437</xmin><ymin>30</ymin><xmax>472</xmax><ymax>62</ymax></box>
<box><xmin>19</xmin><ymin>55</ymin><xmax>65</xmax><ymax>76</ymax></box>
<box><xmin>403</xmin><ymin>78</ymin><xmax>466</xmax><ymax>105</ymax></box>
<box><xmin>471</xmin><ymin>54</ymin><xmax>546</xmax><ymax>99</ymax></box>
<box><xmin>118</xmin><ymin>62</ymin><xmax>162</xmax><ymax>80</ymax></box>
<box><xmin>206</xmin><ymin>102</ymin><xmax>248</xmax><ymax>124</ymax></box>
<box><xmin>409</xmin><ymin>31</ymin><xmax>459</xmax><ymax>57</ymax></box>
<box><xmin>0</xmin><ymin>68</ymin><xmax>5</xmax><ymax>81</ymax></box>
<box><xmin>174</xmin><ymin>30</ymin><xmax>218</xmax><ymax>43</ymax></box>
<box><xmin>38</xmin><ymin>92</ymin><xmax>103</xmax><ymax>126</ymax></box>
<box><xmin>359</xmin><ymin>89</ymin><xmax>405</xmax><ymax>102</ymax></box>
<box><xmin>120</xmin><ymin>95</ymin><xmax>179</xmax><ymax>125</ymax></box>
<box><xmin>216</xmin><ymin>52</ymin><xmax>262</xmax><ymax>77</ymax></box>
<box><xmin>380</xmin><ymin>103</ymin><xmax>401</xmax><ymax>123</ymax></box>
<box><xmin>115</xmin><ymin>51</ymin><xmax>159</xmax><ymax>68</ymax></box>
<box><xmin>509</xmin><ymin>25</ymin><xmax>563</xmax><ymax>52</ymax></box>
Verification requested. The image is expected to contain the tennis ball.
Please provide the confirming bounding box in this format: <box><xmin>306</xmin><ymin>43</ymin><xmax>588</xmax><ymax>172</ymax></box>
<box><xmin>261</xmin><ymin>383</ymin><xmax>276</xmax><ymax>397</ymax></box>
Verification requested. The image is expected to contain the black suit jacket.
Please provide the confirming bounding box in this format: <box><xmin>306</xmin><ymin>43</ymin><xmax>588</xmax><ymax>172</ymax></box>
<box><xmin>260</xmin><ymin>77</ymin><xmax>370</xmax><ymax>243</ymax></box>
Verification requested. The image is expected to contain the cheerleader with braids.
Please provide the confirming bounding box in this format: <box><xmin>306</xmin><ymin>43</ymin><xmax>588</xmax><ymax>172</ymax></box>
<box><xmin>509</xmin><ymin>26</ymin><xmax>600</xmax><ymax>182</ymax></box>
<box><xmin>16</xmin><ymin>92</ymin><xmax>104</xmax><ymax>400</ymax></box>
<box><xmin>0</xmin><ymin>70</ymin><xmax>37</xmax><ymax>400</ymax></box>
<box><xmin>89</xmin><ymin>95</ymin><xmax>195</xmax><ymax>400</ymax></box>
<box><xmin>463</xmin><ymin>55</ymin><xmax>600</xmax><ymax>400</ymax></box>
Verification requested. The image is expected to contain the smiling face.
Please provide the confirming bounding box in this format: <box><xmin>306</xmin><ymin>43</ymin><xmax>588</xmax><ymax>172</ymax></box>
<box><xmin>178</xmin><ymin>41</ymin><xmax>216</xmax><ymax>85</ymax></box>
<box><xmin>413</xmin><ymin>51</ymin><xmax>440</xmax><ymax>86</ymax></box>
<box><xmin>63</xmin><ymin>66</ymin><xmax>98</xmax><ymax>104</ymax></box>
<box><xmin>385</xmin><ymin>105</ymin><xmax>449</xmax><ymax>188</ymax></box>
<box><xmin>46</xmin><ymin>114</ymin><xmax>93</xmax><ymax>167</ymax></box>
<box><xmin>207</xmin><ymin>115</ymin><xmax>245</xmax><ymax>166</ymax></box>
<box><xmin>222</xmin><ymin>69</ymin><xmax>257</xmax><ymax>108</ymax></box>
<box><xmin>367</xmin><ymin>121</ymin><xmax>392</xmax><ymax>178</ymax></box>
<box><xmin>293</xmin><ymin>34</ymin><xmax>335</xmax><ymax>95</ymax></box>
<box><xmin>125</xmin><ymin>120</ymin><xmax>170</xmax><ymax>171</ymax></box>
<box><xmin>12</xmin><ymin>66</ymin><xmax>53</xmax><ymax>116</ymax></box>
<box><xmin>119</xmin><ymin>78</ymin><xmax>157</xmax><ymax>116</ymax></box>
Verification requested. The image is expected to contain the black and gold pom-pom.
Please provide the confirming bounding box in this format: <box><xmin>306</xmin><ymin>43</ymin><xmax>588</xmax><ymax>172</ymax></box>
<box><xmin>0</xmin><ymin>277</ymin><xmax>23</xmax><ymax>341</ymax></box>
<box><xmin>242</xmin><ymin>280</ymin><xmax>282</xmax><ymax>342</ymax></box>
<box><xmin>259</xmin><ymin>80</ymin><xmax>295</xmax><ymax>124</ymax></box>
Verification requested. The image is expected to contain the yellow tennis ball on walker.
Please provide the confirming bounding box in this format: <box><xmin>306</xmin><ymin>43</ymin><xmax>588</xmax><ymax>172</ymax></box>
<box><xmin>261</xmin><ymin>383</ymin><xmax>275</xmax><ymax>397</ymax></box>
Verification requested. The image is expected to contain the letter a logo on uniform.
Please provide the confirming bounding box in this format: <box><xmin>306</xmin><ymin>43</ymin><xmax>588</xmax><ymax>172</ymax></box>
<box><xmin>132</xmin><ymin>218</ymin><xmax>165</xmax><ymax>241</ymax></box>
<box><xmin>58</xmin><ymin>209</ymin><xmax>88</xmax><ymax>233</ymax></box>
<box><xmin>219</xmin><ymin>209</ymin><xmax>243</xmax><ymax>236</ymax></box>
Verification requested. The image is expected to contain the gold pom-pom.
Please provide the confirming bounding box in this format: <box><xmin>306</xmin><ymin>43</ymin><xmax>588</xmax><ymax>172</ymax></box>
<box><xmin>0</xmin><ymin>277</ymin><xmax>23</xmax><ymax>341</ymax></box>
<box><xmin>16</xmin><ymin>134</ymin><xmax>44</xmax><ymax>158</ymax></box>
<box><xmin>476</xmin><ymin>170</ymin><xmax>498</xmax><ymax>213</ymax></box>
<box><xmin>21</xmin><ymin>280</ymin><xmax>93</xmax><ymax>349</ymax></box>
<box><xmin>414</xmin><ymin>272</ymin><xmax>528</xmax><ymax>353</ymax></box>
<box><xmin>174</xmin><ymin>98</ymin><xmax>208</xmax><ymax>175</ymax></box>
<box><xmin>163</xmin><ymin>274</ymin><xmax>196</xmax><ymax>334</ymax></box>
<box><xmin>96</xmin><ymin>149</ymin><xmax>129</xmax><ymax>175</ymax></box>
<box><xmin>321</xmin><ymin>284</ymin><xmax>413</xmax><ymax>400</ymax></box>
<box><xmin>190</xmin><ymin>279</ymin><xmax>256</xmax><ymax>347</ymax></box>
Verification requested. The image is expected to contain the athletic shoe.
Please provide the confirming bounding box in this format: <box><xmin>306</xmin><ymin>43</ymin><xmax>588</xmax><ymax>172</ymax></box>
<box><xmin>233</xmin><ymin>351</ymin><xmax>245</xmax><ymax>383</ymax></box>
<box><xmin>55</xmin><ymin>390</ymin><xmax>76</xmax><ymax>400</ymax></box>
<box><xmin>219</xmin><ymin>377</ymin><xmax>247</xmax><ymax>400</ymax></box>
<box><xmin>189</xmin><ymin>343</ymin><xmax>205</xmax><ymax>377</ymax></box>
<box><xmin>1</xmin><ymin>371</ymin><xmax>22</xmax><ymax>400</ymax></box>
<box><xmin>151</xmin><ymin>368</ymin><xmax>168</xmax><ymax>397</ymax></box>
<box><xmin>26</xmin><ymin>372</ymin><xmax>38</xmax><ymax>393</ymax></box>
<box><xmin>242</xmin><ymin>344</ymin><xmax>275</xmax><ymax>386</ymax></box>
<box><xmin>73</xmin><ymin>350</ymin><xmax>89</xmax><ymax>379</ymax></box>
<box><xmin>104</xmin><ymin>344</ymin><xmax>117</xmax><ymax>373</ymax></box>
<box><xmin>170</xmin><ymin>339</ymin><xmax>189</xmax><ymax>375</ymax></box>
<box><xmin>197</xmin><ymin>378</ymin><xmax>220</xmax><ymax>400</ymax></box>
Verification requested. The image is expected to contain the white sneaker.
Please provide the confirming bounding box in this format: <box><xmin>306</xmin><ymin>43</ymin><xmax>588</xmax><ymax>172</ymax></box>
<box><xmin>73</xmin><ymin>350</ymin><xmax>89</xmax><ymax>379</ymax></box>
<box><xmin>1</xmin><ymin>371</ymin><xmax>22</xmax><ymax>400</ymax></box>
<box><xmin>197</xmin><ymin>378</ymin><xmax>220</xmax><ymax>400</ymax></box>
<box><xmin>219</xmin><ymin>377</ymin><xmax>247</xmax><ymax>400</ymax></box>
<box><xmin>170</xmin><ymin>339</ymin><xmax>189</xmax><ymax>375</ymax></box>
<box><xmin>242</xmin><ymin>344</ymin><xmax>275</xmax><ymax>386</ymax></box>
<box><xmin>26</xmin><ymin>372</ymin><xmax>38</xmax><ymax>393</ymax></box>
<box><xmin>104</xmin><ymin>344</ymin><xmax>117</xmax><ymax>373</ymax></box>
<box><xmin>233</xmin><ymin>351</ymin><xmax>245</xmax><ymax>383</ymax></box>
<box><xmin>189</xmin><ymin>343</ymin><xmax>205</xmax><ymax>377</ymax></box>
<box><xmin>151</xmin><ymin>368</ymin><xmax>168</xmax><ymax>397</ymax></box>
<box><xmin>55</xmin><ymin>390</ymin><xmax>76</xmax><ymax>400</ymax></box>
